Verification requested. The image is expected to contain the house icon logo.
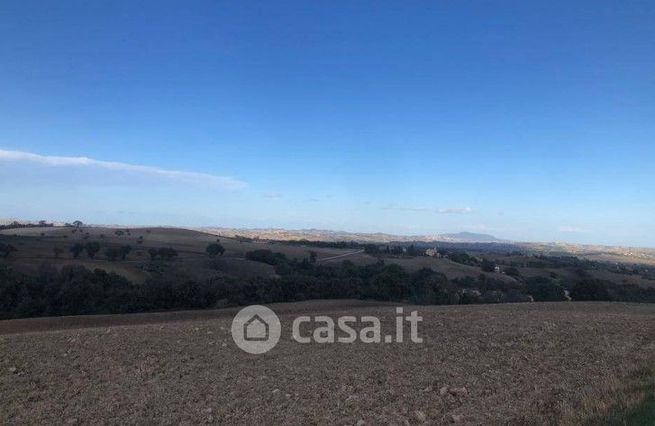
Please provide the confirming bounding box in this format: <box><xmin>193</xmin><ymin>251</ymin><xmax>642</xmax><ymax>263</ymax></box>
<box><xmin>231</xmin><ymin>305</ymin><xmax>281</xmax><ymax>354</ymax></box>
<box><xmin>244</xmin><ymin>314</ymin><xmax>269</xmax><ymax>341</ymax></box>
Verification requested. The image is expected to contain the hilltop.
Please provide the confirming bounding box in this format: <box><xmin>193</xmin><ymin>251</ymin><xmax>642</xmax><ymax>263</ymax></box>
<box><xmin>200</xmin><ymin>227</ymin><xmax>505</xmax><ymax>244</ymax></box>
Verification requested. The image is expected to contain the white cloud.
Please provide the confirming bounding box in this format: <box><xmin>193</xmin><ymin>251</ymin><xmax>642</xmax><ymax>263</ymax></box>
<box><xmin>437</xmin><ymin>207</ymin><xmax>473</xmax><ymax>214</ymax></box>
<box><xmin>559</xmin><ymin>225</ymin><xmax>587</xmax><ymax>233</ymax></box>
<box><xmin>0</xmin><ymin>149</ymin><xmax>247</xmax><ymax>190</ymax></box>
<box><xmin>381</xmin><ymin>204</ymin><xmax>432</xmax><ymax>212</ymax></box>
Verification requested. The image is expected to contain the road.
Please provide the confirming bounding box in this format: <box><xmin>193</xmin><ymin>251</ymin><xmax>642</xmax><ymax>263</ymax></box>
<box><xmin>317</xmin><ymin>249</ymin><xmax>365</xmax><ymax>263</ymax></box>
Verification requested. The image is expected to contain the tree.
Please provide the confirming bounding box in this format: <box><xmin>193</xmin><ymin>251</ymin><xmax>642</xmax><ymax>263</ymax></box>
<box><xmin>120</xmin><ymin>245</ymin><xmax>132</xmax><ymax>260</ymax></box>
<box><xmin>53</xmin><ymin>247</ymin><xmax>63</xmax><ymax>259</ymax></box>
<box><xmin>206</xmin><ymin>243</ymin><xmax>225</xmax><ymax>258</ymax></box>
<box><xmin>85</xmin><ymin>242</ymin><xmax>101</xmax><ymax>259</ymax></box>
<box><xmin>481</xmin><ymin>259</ymin><xmax>496</xmax><ymax>273</ymax></box>
<box><xmin>571</xmin><ymin>279</ymin><xmax>612</xmax><ymax>301</ymax></box>
<box><xmin>158</xmin><ymin>247</ymin><xmax>178</xmax><ymax>261</ymax></box>
<box><xmin>69</xmin><ymin>243</ymin><xmax>84</xmax><ymax>258</ymax></box>
<box><xmin>369</xmin><ymin>264</ymin><xmax>411</xmax><ymax>301</ymax></box>
<box><xmin>148</xmin><ymin>248</ymin><xmax>158</xmax><ymax>260</ymax></box>
<box><xmin>364</xmin><ymin>244</ymin><xmax>380</xmax><ymax>255</ymax></box>
<box><xmin>245</xmin><ymin>249</ymin><xmax>287</xmax><ymax>266</ymax></box>
<box><xmin>504</xmin><ymin>267</ymin><xmax>521</xmax><ymax>277</ymax></box>
<box><xmin>105</xmin><ymin>247</ymin><xmax>121</xmax><ymax>261</ymax></box>
<box><xmin>525</xmin><ymin>277</ymin><xmax>567</xmax><ymax>301</ymax></box>
<box><xmin>410</xmin><ymin>268</ymin><xmax>453</xmax><ymax>305</ymax></box>
<box><xmin>72</xmin><ymin>220</ymin><xmax>83</xmax><ymax>228</ymax></box>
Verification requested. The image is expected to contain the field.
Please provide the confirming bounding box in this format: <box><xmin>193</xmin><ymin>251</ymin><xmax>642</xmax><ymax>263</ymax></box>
<box><xmin>2</xmin><ymin>226</ymin><xmax>655</xmax><ymax>424</ymax></box>
<box><xmin>1</xmin><ymin>301</ymin><xmax>654</xmax><ymax>424</ymax></box>
<box><xmin>6</xmin><ymin>226</ymin><xmax>653</xmax><ymax>291</ymax></box>
<box><xmin>0</xmin><ymin>226</ymin><xmax>378</xmax><ymax>283</ymax></box>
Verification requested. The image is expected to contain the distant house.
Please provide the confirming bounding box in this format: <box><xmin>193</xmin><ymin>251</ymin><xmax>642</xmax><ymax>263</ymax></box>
<box><xmin>494</xmin><ymin>266</ymin><xmax>501</xmax><ymax>273</ymax></box>
<box><xmin>425</xmin><ymin>248</ymin><xmax>441</xmax><ymax>258</ymax></box>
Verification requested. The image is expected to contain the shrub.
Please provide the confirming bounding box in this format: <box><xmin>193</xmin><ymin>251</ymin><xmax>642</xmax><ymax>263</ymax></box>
<box><xmin>245</xmin><ymin>249</ymin><xmax>287</xmax><ymax>266</ymax></box>
<box><xmin>69</xmin><ymin>243</ymin><xmax>84</xmax><ymax>258</ymax></box>
<box><xmin>504</xmin><ymin>267</ymin><xmax>521</xmax><ymax>277</ymax></box>
<box><xmin>85</xmin><ymin>242</ymin><xmax>101</xmax><ymax>259</ymax></box>
<box><xmin>105</xmin><ymin>247</ymin><xmax>121</xmax><ymax>261</ymax></box>
<box><xmin>481</xmin><ymin>259</ymin><xmax>496</xmax><ymax>273</ymax></box>
<box><xmin>158</xmin><ymin>247</ymin><xmax>178</xmax><ymax>261</ymax></box>
<box><xmin>148</xmin><ymin>248</ymin><xmax>158</xmax><ymax>260</ymax></box>
<box><xmin>120</xmin><ymin>245</ymin><xmax>132</xmax><ymax>260</ymax></box>
<box><xmin>571</xmin><ymin>279</ymin><xmax>612</xmax><ymax>301</ymax></box>
<box><xmin>525</xmin><ymin>277</ymin><xmax>568</xmax><ymax>301</ymax></box>
<box><xmin>206</xmin><ymin>243</ymin><xmax>225</xmax><ymax>257</ymax></box>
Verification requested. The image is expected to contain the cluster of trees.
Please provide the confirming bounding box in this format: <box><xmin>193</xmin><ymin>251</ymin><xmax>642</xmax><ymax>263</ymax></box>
<box><xmin>446</xmin><ymin>251</ymin><xmax>480</xmax><ymax>266</ymax></box>
<box><xmin>0</xmin><ymin>262</ymin><xmax>654</xmax><ymax>321</ymax></box>
<box><xmin>0</xmin><ymin>220</ymin><xmax>53</xmax><ymax>231</ymax></box>
<box><xmin>245</xmin><ymin>249</ymin><xmax>288</xmax><ymax>265</ymax></box>
<box><xmin>2</xmin><ymin>248</ymin><xmax>655</xmax><ymax>320</ymax></box>
<box><xmin>105</xmin><ymin>245</ymin><xmax>132</xmax><ymax>261</ymax></box>
<box><xmin>69</xmin><ymin>242</ymin><xmax>102</xmax><ymax>259</ymax></box>
<box><xmin>148</xmin><ymin>247</ymin><xmax>179</xmax><ymax>261</ymax></box>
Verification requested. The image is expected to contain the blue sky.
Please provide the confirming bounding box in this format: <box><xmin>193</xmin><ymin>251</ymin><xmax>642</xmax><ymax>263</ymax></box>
<box><xmin>1</xmin><ymin>1</ymin><xmax>654</xmax><ymax>246</ymax></box>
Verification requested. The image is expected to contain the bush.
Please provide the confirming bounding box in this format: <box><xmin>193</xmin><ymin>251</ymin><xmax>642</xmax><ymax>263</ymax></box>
<box><xmin>448</xmin><ymin>252</ymin><xmax>479</xmax><ymax>266</ymax></box>
<box><xmin>571</xmin><ymin>279</ymin><xmax>612</xmax><ymax>301</ymax></box>
<box><xmin>481</xmin><ymin>259</ymin><xmax>496</xmax><ymax>273</ymax></box>
<box><xmin>245</xmin><ymin>249</ymin><xmax>287</xmax><ymax>266</ymax></box>
<box><xmin>504</xmin><ymin>267</ymin><xmax>521</xmax><ymax>277</ymax></box>
<box><xmin>525</xmin><ymin>277</ymin><xmax>568</xmax><ymax>301</ymax></box>
<box><xmin>120</xmin><ymin>245</ymin><xmax>132</xmax><ymax>260</ymax></box>
<box><xmin>410</xmin><ymin>268</ymin><xmax>454</xmax><ymax>305</ymax></box>
<box><xmin>105</xmin><ymin>247</ymin><xmax>121</xmax><ymax>261</ymax></box>
<box><xmin>206</xmin><ymin>243</ymin><xmax>225</xmax><ymax>257</ymax></box>
<box><xmin>85</xmin><ymin>241</ymin><xmax>101</xmax><ymax>259</ymax></box>
<box><xmin>69</xmin><ymin>243</ymin><xmax>84</xmax><ymax>258</ymax></box>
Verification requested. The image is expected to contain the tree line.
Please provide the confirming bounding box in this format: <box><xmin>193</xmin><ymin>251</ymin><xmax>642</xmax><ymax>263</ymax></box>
<box><xmin>1</xmin><ymin>248</ymin><xmax>654</xmax><ymax>320</ymax></box>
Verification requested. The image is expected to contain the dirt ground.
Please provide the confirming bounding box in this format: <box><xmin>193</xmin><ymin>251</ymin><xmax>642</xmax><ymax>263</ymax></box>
<box><xmin>1</xmin><ymin>301</ymin><xmax>654</xmax><ymax>425</ymax></box>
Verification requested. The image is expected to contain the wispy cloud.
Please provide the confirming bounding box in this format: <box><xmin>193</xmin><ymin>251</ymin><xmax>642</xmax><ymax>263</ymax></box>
<box><xmin>437</xmin><ymin>207</ymin><xmax>473</xmax><ymax>214</ymax></box>
<box><xmin>0</xmin><ymin>149</ymin><xmax>247</xmax><ymax>190</ymax></box>
<box><xmin>381</xmin><ymin>204</ymin><xmax>432</xmax><ymax>212</ymax></box>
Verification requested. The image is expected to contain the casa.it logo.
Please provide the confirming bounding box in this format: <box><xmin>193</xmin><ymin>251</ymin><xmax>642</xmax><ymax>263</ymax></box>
<box><xmin>231</xmin><ymin>305</ymin><xmax>282</xmax><ymax>354</ymax></box>
<box><xmin>231</xmin><ymin>305</ymin><xmax>423</xmax><ymax>354</ymax></box>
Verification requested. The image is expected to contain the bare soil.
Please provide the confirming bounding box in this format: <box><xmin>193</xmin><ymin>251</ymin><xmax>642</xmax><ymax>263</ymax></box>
<box><xmin>1</xmin><ymin>301</ymin><xmax>654</xmax><ymax>425</ymax></box>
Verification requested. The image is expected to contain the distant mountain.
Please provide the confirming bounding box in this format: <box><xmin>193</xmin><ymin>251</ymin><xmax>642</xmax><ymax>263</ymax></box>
<box><xmin>440</xmin><ymin>232</ymin><xmax>504</xmax><ymax>243</ymax></box>
<box><xmin>199</xmin><ymin>227</ymin><xmax>505</xmax><ymax>244</ymax></box>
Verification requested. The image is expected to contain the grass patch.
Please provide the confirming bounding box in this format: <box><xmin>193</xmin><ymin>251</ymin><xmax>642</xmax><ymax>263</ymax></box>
<box><xmin>560</xmin><ymin>365</ymin><xmax>655</xmax><ymax>425</ymax></box>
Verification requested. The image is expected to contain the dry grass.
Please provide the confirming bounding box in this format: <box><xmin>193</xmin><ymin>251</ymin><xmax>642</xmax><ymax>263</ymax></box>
<box><xmin>558</xmin><ymin>364</ymin><xmax>655</xmax><ymax>425</ymax></box>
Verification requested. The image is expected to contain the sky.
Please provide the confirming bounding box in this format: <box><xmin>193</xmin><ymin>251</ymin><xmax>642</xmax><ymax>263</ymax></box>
<box><xmin>0</xmin><ymin>1</ymin><xmax>654</xmax><ymax>247</ymax></box>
